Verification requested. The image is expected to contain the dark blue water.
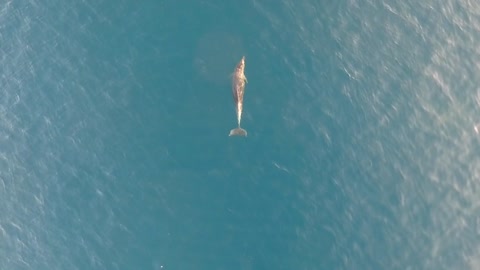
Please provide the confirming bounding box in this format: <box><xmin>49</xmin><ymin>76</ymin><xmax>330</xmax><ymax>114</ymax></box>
<box><xmin>2</xmin><ymin>0</ymin><xmax>480</xmax><ymax>269</ymax></box>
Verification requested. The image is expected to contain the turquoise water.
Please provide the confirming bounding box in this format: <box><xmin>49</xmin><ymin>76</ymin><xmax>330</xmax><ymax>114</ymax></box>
<box><xmin>1</xmin><ymin>0</ymin><xmax>480</xmax><ymax>269</ymax></box>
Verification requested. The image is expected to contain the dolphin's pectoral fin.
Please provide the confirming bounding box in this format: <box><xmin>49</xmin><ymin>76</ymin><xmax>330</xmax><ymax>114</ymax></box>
<box><xmin>244</xmin><ymin>76</ymin><xmax>248</xmax><ymax>83</ymax></box>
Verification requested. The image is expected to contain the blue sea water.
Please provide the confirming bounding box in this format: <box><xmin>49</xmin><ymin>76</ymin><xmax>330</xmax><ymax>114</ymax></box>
<box><xmin>1</xmin><ymin>0</ymin><xmax>480</xmax><ymax>269</ymax></box>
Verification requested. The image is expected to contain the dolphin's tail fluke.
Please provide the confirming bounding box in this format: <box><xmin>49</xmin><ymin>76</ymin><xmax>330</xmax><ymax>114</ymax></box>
<box><xmin>229</xmin><ymin>127</ymin><xmax>247</xmax><ymax>137</ymax></box>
